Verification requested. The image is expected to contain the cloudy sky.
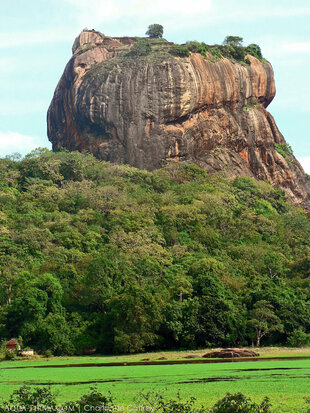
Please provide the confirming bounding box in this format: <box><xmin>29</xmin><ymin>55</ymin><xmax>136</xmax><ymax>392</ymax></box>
<box><xmin>1</xmin><ymin>0</ymin><xmax>310</xmax><ymax>171</ymax></box>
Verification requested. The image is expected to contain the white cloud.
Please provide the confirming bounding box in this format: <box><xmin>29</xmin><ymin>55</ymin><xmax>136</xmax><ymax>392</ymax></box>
<box><xmin>263</xmin><ymin>40</ymin><xmax>310</xmax><ymax>58</ymax></box>
<box><xmin>0</xmin><ymin>101</ymin><xmax>48</xmax><ymax>116</ymax></box>
<box><xmin>0</xmin><ymin>29</ymin><xmax>74</xmax><ymax>48</ymax></box>
<box><xmin>282</xmin><ymin>42</ymin><xmax>310</xmax><ymax>54</ymax></box>
<box><xmin>262</xmin><ymin>37</ymin><xmax>310</xmax><ymax>57</ymax></box>
<box><xmin>58</xmin><ymin>0</ymin><xmax>212</xmax><ymax>30</ymax></box>
<box><xmin>225</xmin><ymin>5</ymin><xmax>310</xmax><ymax>20</ymax></box>
<box><xmin>1</xmin><ymin>0</ymin><xmax>308</xmax><ymax>50</ymax></box>
<box><xmin>2</xmin><ymin>1</ymin><xmax>304</xmax><ymax>46</ymax></box>
<box><xmin>271</xmin><ymin>94</ymin><xmax>310</xmax><ymax>113</ymax></box>
<box><xmin>53</xmin><ymin>0</ymin><xmax>310</xmax><ymax>37</ymax></box>
<box><xmin>299</xmin><ymin>157</ymin><xmax>310</xmax><ymax>174</ymax></box>
<box><xmin>0</xmin><ymin>131</ymin><xmax>50</xmax><ymax>157</ymax></box>
<box><xmin>59</xmin><ymin>0</ymin><xmax>310</xmax><ymax>25</ymax></box>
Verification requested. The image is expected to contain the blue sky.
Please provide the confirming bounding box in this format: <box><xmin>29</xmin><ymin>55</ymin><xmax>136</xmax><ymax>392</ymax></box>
<box><xmin>1</xmin><ymin>0</ymin><xmax>309</xmax><ymax>171</ymax></box>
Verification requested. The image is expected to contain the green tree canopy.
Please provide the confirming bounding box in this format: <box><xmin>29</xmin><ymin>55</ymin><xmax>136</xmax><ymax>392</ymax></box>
<box><xmin>248</xmin><ymin>300</ymin><xmax>284</xmax><ymax>347</ymax></box>
<box><xmin>223</xmin><ymin>35</ymin><xmax>244</xmax><ymax>47</ymax></box>
<box><xmin>0</xmin><ymin>150</ymin><xmax>310</xmax><ymax>354</ymax></box>
<box><xmin>146</xmin><ymin>24</ymin><xmax>164</xmax><ymax>38</ymax></box>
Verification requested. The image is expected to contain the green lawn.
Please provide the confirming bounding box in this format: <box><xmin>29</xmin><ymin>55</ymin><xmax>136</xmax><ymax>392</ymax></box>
<box><xmin>1</xmin><ymin>357</ymin><xmax>310</xmax><ymax>412</ymax></box>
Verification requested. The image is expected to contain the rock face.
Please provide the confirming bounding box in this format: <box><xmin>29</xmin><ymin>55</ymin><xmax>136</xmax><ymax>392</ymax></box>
<box><xmin>47</xmin><ymin>30</ymin><xmax>310</xmax><ymax>208</ymax></box>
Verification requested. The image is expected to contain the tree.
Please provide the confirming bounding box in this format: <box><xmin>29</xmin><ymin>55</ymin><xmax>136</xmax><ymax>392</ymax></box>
<box><xmin>172</xmin><ymin>275</ymin><xmax>193</xmax><ymax>302</ymax></box>
<box><xmin>245</xmin><ymin>44</ymin><xmax>262</xmax><ymax>59</ymax></box>
<box><xmin>146</xmin><ymin>24</ymin><xmax>163</xmax><ymax>38</ymax></box>
<box><xmin>248</xmin><ymin>300</ymin><xmax>284</xmax><ymax>347</ymax></box>
<box><xmin>0</xmin><ymin>256</ymin><xmax>24</xmax><ymax>305</ymax></box>
<box><xmin>6</xmin><ymin>288</ymin><xmax>48</xmax><ymax>340</ymax></box>
<box><xmin>223</xmin><ymin>36</ymin><xmax>243</xmax><ymax>47</ymax></box>
<box><xmin>36</xmin><ymin>313</ymin><xmax>76</xmax><ymax>355</ymax></box>
<box><xmin>221</xmin><ymin>36</ymin><xmax>246</xmax><ymax>61</ymax></box>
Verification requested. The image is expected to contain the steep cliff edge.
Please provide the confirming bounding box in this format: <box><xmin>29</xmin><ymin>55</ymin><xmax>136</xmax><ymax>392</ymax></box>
<box><xmin>47</xmin><ymin>30</ymin><xmax>310</xmax><ymax>208</ymax></box>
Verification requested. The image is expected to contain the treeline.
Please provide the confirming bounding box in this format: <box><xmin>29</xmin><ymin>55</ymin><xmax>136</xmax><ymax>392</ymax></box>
<box><xmin>0</xmin><ymin>149</ymin><xmax>309</xmax><ymax>355</ymax></box>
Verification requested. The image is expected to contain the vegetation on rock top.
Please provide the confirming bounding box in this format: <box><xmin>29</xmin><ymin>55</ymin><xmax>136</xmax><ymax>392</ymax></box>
<box><xmin>123</xmin><ymin>32</ymin><xmax>268</xmax><ymax>64</ymax></box>
<box><xmin>79</xmin><ymin>30</ymin><xmax>268</xmax><ymax>84</ymax></box>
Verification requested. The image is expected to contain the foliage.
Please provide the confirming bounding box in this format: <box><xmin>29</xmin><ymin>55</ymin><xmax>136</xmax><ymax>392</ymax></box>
<box><xmin>0</xmin><ymin>386</ymin><xmax>113</xmax><ymax>413</ymax></box>
<box><xmin>245</xmin><ymin>44</ymin><xmax>263</xmax><ymax>60</ymax></box>
<box><xmin>146</xmin><ymin>24</ymin><xmax>164</xmax><ymax>38</ymax></box>
<box><xmin>181</xmin><ymin>36</ymin><xmax>266</xmax><ymax>64</ymax></box>
<box><xmin>76</xmin><ymin>44</ymin><xmax>96</xmax><ymax>56</ymax></box>
<box><xmin>243</xmin><ymin>98</ymin><xmax>259</xmax><ymax>112</ymax></box>
<box><xmin>186</xmin><ymin>41</ymin><xmax>208</xmax><ymax>57</ymax></box>
<box><xmin>0</xmin><ymin>150</ymin><xmax>310</xmax><ymax>354</ymax></box>
<box><xmin>223</xmin><ymin>36</ymin><xmax>244</xmax><ymax>47</ymax></box>
<box><xmin>209</xmin><ymin>393</ymin><xmax>272</xmax><ymax>413</ymax></box>
<box><xmin>123</xmin><ymin>33</ymin><xmax>266</xmax><ymax>64</ymax></box>
<box><xmin>287</xmin><ymin>328</ymin><xmax>310</xmax><ymax>347</ymax></box>
<box><xmin>274</xmin><ymin>143</ymin><xmax>294</xmax><ymax>158</ymax></box>
<box><xmin>4</xmin><ymin>350</ymin><xmax>16</xmax><ymax>360</ymax></box>
<box><xmin>42</xmin><ymin>349</ymin><xmax>53</xmax><ymax>358</ymax></box>
<box><xmin>221</xmin><ymin>44</ymin><xmax>247</xmax><ymax>61</ymax></box>
<box><xmin>0</xmin><ymin>387</ymin><xmax>274</xmax><ymax>413</ymax></box>
<box><xmin>64</xmin><ymin>387</ymin><xmax>114</xmax><ymax>412</ymax></box>
<box><xmin>126</xmin><ymin>39</ymin><xmax>151</xmax><ymax>57</ymax></box>
<box><xmin>140</xmin><ymin>391</ymin><xmax>206</xmax><ymax>412</ymax></box>
<box><xmin>169</xmin><ymin>45</ymin><xmax>190</xmax><ymax>57</ymax></box>
<box><xmin>0</xmin><ymin>386</ymin><xmax>57</xmax><ymax>413</ymax></box>
<box><xmin>248</xmin><ymin>300</ymin><xmax>284</xmax><ymax>347</ymax></box>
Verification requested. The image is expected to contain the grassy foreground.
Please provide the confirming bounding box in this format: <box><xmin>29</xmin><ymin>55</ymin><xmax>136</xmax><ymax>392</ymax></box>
<box><xmin>1</xmin><ymin>349</ymin><xmax>310</xmax><ymax>412</ymax></box>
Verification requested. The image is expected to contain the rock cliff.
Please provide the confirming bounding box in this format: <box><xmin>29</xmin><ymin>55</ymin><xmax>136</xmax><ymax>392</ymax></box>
<box><xmin>47</xmin><ymin>30</ymin><xmax>310</xmax><ymax>208</ymax></box>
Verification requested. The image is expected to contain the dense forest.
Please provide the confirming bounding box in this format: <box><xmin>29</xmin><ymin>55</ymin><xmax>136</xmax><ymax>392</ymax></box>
<box><xmin>0</xmin><ymin>149</ymin><xmax>309</xmax><ymax>355</ymax></box>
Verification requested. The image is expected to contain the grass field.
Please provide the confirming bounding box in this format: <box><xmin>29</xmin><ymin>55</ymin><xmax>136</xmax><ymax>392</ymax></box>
<box><xmin>1</xmin><ymin>348</ymin><xmax>310</xmax><ymax>412</ymax></box>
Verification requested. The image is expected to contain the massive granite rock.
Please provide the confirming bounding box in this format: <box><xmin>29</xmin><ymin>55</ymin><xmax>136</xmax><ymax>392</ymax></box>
<box><xmin>47</xmin><ymin>30</ymin><xmax>310</xmax><ymax>208</ymax></box>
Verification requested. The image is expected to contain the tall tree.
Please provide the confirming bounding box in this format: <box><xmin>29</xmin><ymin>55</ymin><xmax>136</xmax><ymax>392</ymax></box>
<box><xmin>223</xmin><ymin>36</ymin><xmax>243</xmax><ymax>46</ymax></box>
<box><xmin>146</xmin><ymin>24</ymin><xmax>163</xmax><ymax>38</ymax></box>
<box><xmin>248</xmin><ymin>300</ymin><xmax>284</xmax><ymax>347</ymax></box>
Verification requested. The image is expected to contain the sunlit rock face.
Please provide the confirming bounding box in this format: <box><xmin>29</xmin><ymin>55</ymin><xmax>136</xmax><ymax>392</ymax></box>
<box><xmin>48</xmin><ymin>30</ymin><xmax>310</xmax><ymax>207</ymax></box>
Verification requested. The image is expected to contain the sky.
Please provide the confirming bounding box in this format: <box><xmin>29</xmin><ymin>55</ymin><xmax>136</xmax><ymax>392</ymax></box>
<box><xmin>0</xmin><ymin>0</ymin><xmax>309</xmax><ymax>172</ymax></box>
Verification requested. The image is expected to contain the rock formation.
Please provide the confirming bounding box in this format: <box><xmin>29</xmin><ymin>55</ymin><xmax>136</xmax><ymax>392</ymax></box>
<box><xmin>203</xmin><ymin>348</ymin><xmax>260</xmax><ymax>358</ymax></box>
<box><xmin>47</xmin><ymin>29</ymin><xmax>310</xmax><ymax>208</ymax></box>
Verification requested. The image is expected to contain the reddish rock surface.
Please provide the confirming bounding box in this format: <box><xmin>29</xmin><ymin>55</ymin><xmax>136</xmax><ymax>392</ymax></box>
<box><xmin>203</xmin><ymin>348</ymin><xmax>260</xmax><ymax>358</ymax></box>
<box><xmin>48</xmin><ymin>30</ymin><xmax>310</xmax><ymax>208</ymax></box>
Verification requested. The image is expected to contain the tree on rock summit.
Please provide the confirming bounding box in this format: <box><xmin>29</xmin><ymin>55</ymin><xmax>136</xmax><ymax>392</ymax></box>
<box><xmin>146</xmin><ymin>24</ymin><xmax>164</xmax><ymax>38</ymax></box>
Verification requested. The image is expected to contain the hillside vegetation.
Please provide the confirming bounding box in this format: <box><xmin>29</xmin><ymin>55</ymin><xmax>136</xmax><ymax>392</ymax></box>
<box><xmin>0</xmin><ymin>149</ymin><xmax>309</xmax><ymax>355</ymax></box>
